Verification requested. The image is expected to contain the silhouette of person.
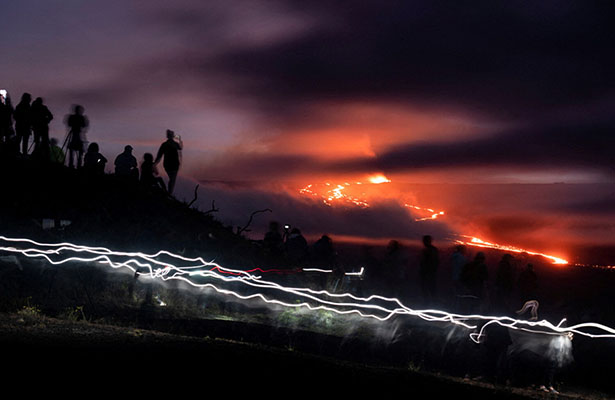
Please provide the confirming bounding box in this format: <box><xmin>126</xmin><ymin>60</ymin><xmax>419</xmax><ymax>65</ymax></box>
<box><xmin>382</xmin><ymin>239</ymin><xmax>406</xmax><ymax>296</ymax></box>
<box><xmin>13</xmin><ymin>92</ymin><xmax>32</xmax><ymax>155</ymax></box>
<box><xmin>460</xmin><ymin>252</ymin><xmax>489</xmax><ymax>313</ymax></box>
<box><xmin>154</xmin><ymin>129</ymin><xmax>182</xmax><ymax>195</ymax></box>
<box><xmin>419</xmin><ymin>235</ymin><xmax>439</xmax><ymax>305</ymax></box>
<box><xmin>451</xmin><ymin>244</ymin><xmax>468</xmax><ymax>306</ymax></box>
<box><xmin>285</xmin><ymin>227</ymin><xmax>308</xmax><ymax>267</ymax></box>
<box><xmin>311</xmin><ymin>234</ymin><xmax>338</xmax><ymax>288</ymax></box>
<box><xmin>140</xmin><ymin>152</ymin><xmax>166</xmax><ymax>191</ymax></box>
<box><xmin>65</xmin><ymin>104</ymin><xmax>88</xmax><ymax>168</ymax></box>
<box><xmin>0</xmin><ymin>89</ymin><xmax>14</xmax><ymax>148</ymax></box>
<box><xmin>541</xmin><ymin>330</ymin><xmax>573</xmax><ymax>394</ymax></box>
<box><xmin>263</xmin><ymin>221</ymin><xmax>284</xmax><ymax>264</ymax></box>
<box><xmin>482</xmin><ymin>320</ymin><xmax>512</xmax><ymax>384</ymax></box>
<box><xmin>49</xmin><ymin>137</ymin><xmax>65</xmax><ymax>164</ymax></box>
<box><xmin>83</xmin><ymin>142</ymin><xmax>107</xmax><ymax>176</ymax></box>
<box><xmin>517</xmin><ymin>263</ymin><xmax>538</xmax><ymax>303</ymax></box>
<box><xmin>30</xmin><ymin>97</ymin><xmax>53</xmax><ymax>154</ymax></box>
<box><xmin>114</xmin><ymin>145</ymin><xmax>138</xmax><ymax>181</ymax></box>
<box><xmin>311</xmin><ymin>234</ymin><xmax>337</xmax><ymax>269</ymax></box>
<box><xmin>493</xmin><ymin>254</ymin><xmax>516</xmax><ymax>313</ymax></box>
<box><xmin>359</xmin><ymin>245</ymin><xmax>382</xmax><ymax>296</ymax></box>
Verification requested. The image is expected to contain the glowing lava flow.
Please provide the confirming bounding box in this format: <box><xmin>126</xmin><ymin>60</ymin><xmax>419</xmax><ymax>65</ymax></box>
<box><xmin>300</xmin><ymin>183</ymin><xmax>370</xmax><ymax>207</ymax></box>
<box><xmin>367</xmin><ymin>174</ymin><xmax>392</xmax><ymax>184</ymax></box>
<box><xmin>298</xmin><ymin>179</ymin><xmax>445</xmax><ymax>221</ymax></box>
<box><xmin>299</xmin><ymin>178</ymin><xmax>572</xmax><ymax>265</ymax></box>
<box><xmin>404</xmin><ymin>204</ymin><xmax>446</xmax><ymax>221</ymax></box>
<box><xmin>457</xmin><ymin>236</ymin><xmax>569</xmax><ymax>265</ymax></box>
<box><xmin>1</xmin><ymin>235</ymin><xmax>613</xmax><ymax>344</ymax></box>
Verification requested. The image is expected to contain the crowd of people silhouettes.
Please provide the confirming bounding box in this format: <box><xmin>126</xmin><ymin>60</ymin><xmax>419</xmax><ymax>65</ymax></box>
<box><xmin>3</xmin><ymin>89</ymin><xmax>543</xmax><ymax>312</ymax></box>
<box><xmin>0</xmin><ymin>89</ymin><xmax>183</xmax><ymax>195</ymax></box>
<box><xmin>257</xmin><ymin>222</ymin><xmax>553</xmax><ymax>386</ymax></box>
<box><xmin>2</xmin><ymin>87</ymin><xmax>564</xmax><ymax>391</ymax></box>
<box><xmin>260</xmin><ymin>220</ymin><xmax>538</xmax><ymax>323</ymax></box>
<box><xmin>2</xmin><ymin>89</ymin><xmax>540</xmax><ymax>314</ymax></box>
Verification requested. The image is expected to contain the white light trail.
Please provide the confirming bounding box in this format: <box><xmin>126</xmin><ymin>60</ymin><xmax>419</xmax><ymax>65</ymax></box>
<box><xmin>1</xmin><ymin>235</ymin><xmax>614</xmax><ymax>344</ymax></box>
<box><xmin>302</xmin><ymin>268</ymin><xmax>334</xmax><ymax>273</ymax></box>
<box><xmin>344</xmin><ymin>267</ymin><xmax>365</xmax><ymax>277</ymax></box>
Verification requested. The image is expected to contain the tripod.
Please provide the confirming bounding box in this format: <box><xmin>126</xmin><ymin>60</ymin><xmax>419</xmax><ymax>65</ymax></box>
<box><xmin>61</xmin><ymin>129</ymin><xmax>72</xmax><ymax>166</ymax></box>
<box><xmin>62</xmin><ymin>129</ymin><xmax>85</xmax><ymax>168</ymax></box>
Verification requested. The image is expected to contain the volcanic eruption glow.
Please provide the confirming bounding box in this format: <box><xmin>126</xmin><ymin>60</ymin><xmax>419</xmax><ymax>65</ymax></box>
<box><xmin>368</xmin><ymin>174</ymin><xmax>392</xmax><ymax>184</ymax></box>
<box><xmin>298</xmin><ymin>177</ymin><xmax>569</xmax><ymax>265</ymax></box>
<box><xmin>456</xmin><ymin>236</ymin><xmax>568</xmax><ymax>265</ymax></box>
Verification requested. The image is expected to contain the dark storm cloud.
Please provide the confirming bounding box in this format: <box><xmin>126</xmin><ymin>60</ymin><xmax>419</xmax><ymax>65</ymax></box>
<box><xmin>19</xmin><ymin>1</ymin><xmax>615</xmax><ymax>141</ymax></box>
<box><xmin>560</xmin><ymin>192</ymin><xmax>615</xmax><ymax>216</ymax></box>
<box><xmin>207</xmin><ymin>1</ymin><xmax>615</xmax><ymax>120</ymax></box>
<box><xmin>364</xmin><ymin>119</ymin><xmax>615</xmax><ymax>173</ymax></box>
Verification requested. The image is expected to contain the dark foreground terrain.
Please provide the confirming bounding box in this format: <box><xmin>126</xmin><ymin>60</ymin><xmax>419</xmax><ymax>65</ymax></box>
<box><xmin>0</xmin><ymin>311</ymin><xmax>598</xmax><ymax>399</ymax></box>
<box><xmin>1</xmin><ymin>157</ymin><xmax>615</xmax><ymax>399</ymax></box>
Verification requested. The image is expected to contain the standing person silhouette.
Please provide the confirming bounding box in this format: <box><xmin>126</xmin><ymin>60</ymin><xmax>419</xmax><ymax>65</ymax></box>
<box><xmin>64</xmin><ymin>104</ymin><xmax>89</xmax><ymax>168</ymax></box>
<box><xmin>0</xmin><ymin>89</ymin><xmax>14</xmax><ymax>148</ymax></box>
<box><xmin>154</xmin><ymin>129</ymin><xmax>183</xmax><ymax>195</ymax></box>
<box><xmin>450</xmin><ymin>244</ymin><xmax>468</xmax><ymax>308</ymax></box>
<box><xmin>419</xmin><ymin>235</ymin><xmax>439</xmax><ymax>306</ymax></box>
<box><xmin>30</xmin><ymin>97</ymin><xmax>53</xmax><ymax>155</ymax></box>
<box><xmin>13</xmin><ymin>93</ymin><xmax>32</xmax><ymax>155</ymax></box>
<box><xmin>461</xmin><ymin>252</ymin><xmax>489</xmax><ymax>313</ymax></box>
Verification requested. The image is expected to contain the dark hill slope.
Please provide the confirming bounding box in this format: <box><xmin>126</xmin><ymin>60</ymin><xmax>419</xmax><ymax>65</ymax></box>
<box><xmin>0</xmin><ymin>156</ymin><xmax>257</xmax><ymax>267</ymax></box>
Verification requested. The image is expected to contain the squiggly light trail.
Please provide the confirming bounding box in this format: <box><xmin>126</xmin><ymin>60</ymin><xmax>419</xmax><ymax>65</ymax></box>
<box><xmin>1</xmin><ymin>235</ymin><xmax>614</xmax><ymax>344</ymax></box>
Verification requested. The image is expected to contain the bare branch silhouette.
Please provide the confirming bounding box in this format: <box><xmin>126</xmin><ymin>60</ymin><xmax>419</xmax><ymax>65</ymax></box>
<box><xmin>187</xmin><ymin>184</ymin><xmax>200</xmax><ymax>208</ymax></box>
<box><xmin>203</xmin><ymin>200</ymin><xmax>219</xmax><ymax>215</ymax></box>
<box><xmin>237</xmin><ymin>208</ymin><xmax>272</xmax><ymax>236</ymax></box>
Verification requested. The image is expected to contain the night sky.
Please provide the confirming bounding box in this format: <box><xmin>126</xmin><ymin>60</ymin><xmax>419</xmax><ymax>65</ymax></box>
<box><xmin>2</xmin><ymin>1</ymin><xmax>614</xmax><ymax>264</ymax></box>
